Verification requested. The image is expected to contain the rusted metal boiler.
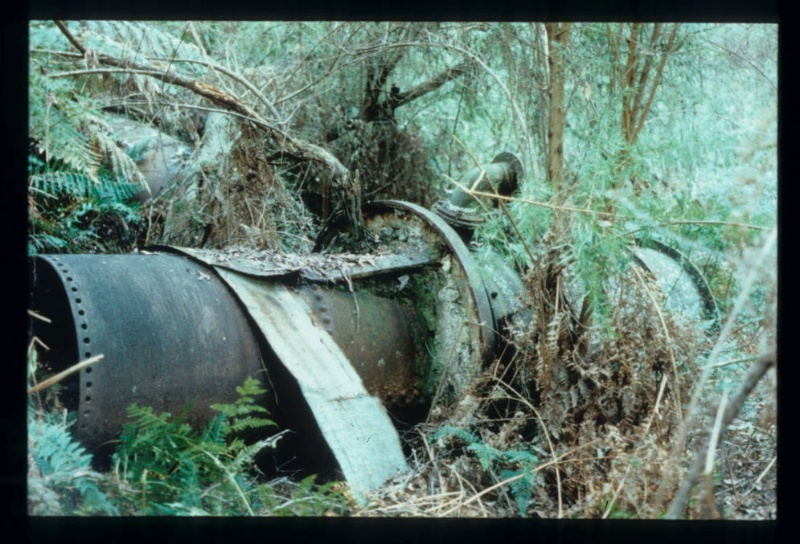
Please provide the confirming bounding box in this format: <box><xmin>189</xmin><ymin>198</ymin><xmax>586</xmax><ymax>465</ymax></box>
<box><xmin>28</xmin><ymin>152</ymin><xmax>717</xmax><ymax>500</ymax></box>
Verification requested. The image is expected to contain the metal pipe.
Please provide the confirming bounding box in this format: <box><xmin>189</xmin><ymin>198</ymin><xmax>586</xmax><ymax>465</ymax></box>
<box><xmin>433</xmin><ymin>151</ymin><xmax>524</xmax><ymax>229</ymax></box>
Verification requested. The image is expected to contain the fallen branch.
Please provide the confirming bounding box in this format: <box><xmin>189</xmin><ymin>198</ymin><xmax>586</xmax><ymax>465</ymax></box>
<box><xmin>665</xmin><ymin>349</ymin><xmax>776</xmax><ymax>519</ymax></box>
<box><xmin>53</xmin><ymin>20</ymin><xmax>360</xmax><ymax>235</ymax></box>
<box><xmin>394</xmin><ymin>60</ymin><xmax>472</xmax><ymax>108</ymax></box>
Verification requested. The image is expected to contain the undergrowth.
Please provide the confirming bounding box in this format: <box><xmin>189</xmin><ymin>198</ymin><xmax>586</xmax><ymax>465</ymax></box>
<box><xmin>27</xmin><ymin>346</ymin><xmax>351</xmax><ymax>516</ymax></box>
<box><xmin>27</xmin><ymin>151</ymin><xmax>146</xmax><ymax>255</ymax></box>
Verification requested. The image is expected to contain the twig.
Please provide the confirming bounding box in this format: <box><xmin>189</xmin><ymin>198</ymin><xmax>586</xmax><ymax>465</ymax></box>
<box><xmin>419</xmin><ymin>429</ymin><xmax>441</xmax><ymax>495</ymax></box>
<box><xmin>600</xmin><ymin>372</ymin><xmax>670</xmax><ymax>519</ymax></box>
<box><xmin>448</xmin><ymin>464</ymin><xmax>490</xmax><ymax>517</ymax></box>
<box><xmin>28</xmin><ymin>310</ymin><xmax>51</xmax><ymax>323</ymax></box>
<box><xmin>28</xmin><ymin>354</ymin><xmax>104</xmax><ymax>394</ymax></box>
<box><xmin>705</xmin><ymin>392</ymin><xmax>728</xmax><ymax>476</ymax></box>
<box><xmin>362</xmin><ymin>38</ymin><xmax>538</xmax><ymax>181</ymax></box>
<box><xmin>656</xmin><ymin>227</ymin><xmax>777</xmax><ymax>506</ymax></box>
<box><xmin>53</xmin><ymin>20</ymin><xmax>351</xmax><ymax>189</ymax></box>
<box><xmin>702</xmin><ymin>36</ymin><xmax>777</xmax><ymax>92</ymax></box>
<box><xmin>629</xmin><ymin>263</ymin><xmax>682</xmax><ymax>421</ymax></box>
<box><xmin>438</xmin><ymin>439</ymin><xmax>598</xmax><ymax>518</ymax></box>
<box><xmin>147</xmin><ymin>56</ymin><xmax>282</xmax><ymax>120</ymax></box>
<box><xmin>452</xmin><ymin>184</ymin><xmax>619</xmax><ymax>219</ymax></box>
<box><xmin>622</xmin><ymin>220</ymin><xmax>770</xmax><ymax>236</ymax></box>
<box><xmin>665</xmin><ymin>350</ymin><xmax>776</xmax><ymax>519</ymax></box>
<box><xmin>745</xmin><ymin>456</ymin><xmax>776</xmax><ymax>496</ymax></box>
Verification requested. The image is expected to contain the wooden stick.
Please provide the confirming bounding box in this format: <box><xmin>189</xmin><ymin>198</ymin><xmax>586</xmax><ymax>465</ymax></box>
<box><xmin>28</xmin><ymin>310</ymin><xmax>52</xmax><ymax>323</ymax></box>
<box><xmin>28</xmin><ymin>354</ymin><xmax>104</xmax><ymax>394</ymax></box>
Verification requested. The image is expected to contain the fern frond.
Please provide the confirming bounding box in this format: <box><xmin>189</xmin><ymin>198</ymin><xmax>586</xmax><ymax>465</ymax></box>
<box><xmin>91</xmin><ymin>125</ymin><xmax>148</xmax><ymax>188</ymax></box>
<box><xmin>30</xmin><ymin>106</ymin><xmax>102</xmax><ymax>181</ymax></box>
<box><xmin>467</xmin><ymin>442</ymin><xmax>503</xmax><ymax>472</ymax></box>
<box><xmin>236</xmin><ymin>376</ymin><xmax>269</xmax><ymax>398</ymax></box>
<box><xmin>503</xmin><ymin>448</ymin><xmax>539</xmax><ymax>467</ymax></box>
<box><xmin>210</xmin><ymin>376</ymin><xmax>276</xmax><ymax>436</ymax></box>
<box><xmin>124</xmin><ymin>403</ymin><xmax>172</xmax><ymax>431</ymax></box>
<box><xmin>229</xmin><ymin>416</ymin><xmax>277</xmax><ymax>434</ymax></box>
<box><xmin>29</xmin><ymin>170</ymin><xmax>95</xmax><ymax>199</ymax></box>
<box><xmin>230</xmin><ymin>432</ymin><xmax>286</xmax><ymax>471</ymax></box>
<box><xmin>501</xmin><ymin>468</ymin><xmax>535</xmax><ymax>517</ymax></box>
<box><xmin>430</xmin><ymin>425</ymin><xmax>479</xmax><ymax>445</ymax></box>
<box><xmin>201</xmin><ymin>414</ymin><xmax>228</xmax><ymax>446</ymax></box>
<box><xmin>29</xmin><ymin>418</ymin><xmax>93</xmax><ymax>475</ymax></box>
<box><xmin>28</xmin><ymin>417</ymin><xmax>118</xmax><ymax>515</ymax></box>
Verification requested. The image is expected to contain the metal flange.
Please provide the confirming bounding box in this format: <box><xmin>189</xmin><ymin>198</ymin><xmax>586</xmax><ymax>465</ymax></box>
<box><xmin>368</xmin><ymin>200</ymin><xmax>498</xmax><ymax>363</ymax></box>
<box><xmin>315</xmin><ymin>199</ymin><xmax>500</xmax><ymax>402</ymax></box>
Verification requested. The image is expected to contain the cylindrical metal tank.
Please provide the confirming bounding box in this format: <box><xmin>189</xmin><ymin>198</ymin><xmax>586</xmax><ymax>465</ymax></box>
<box><xmin>28</xmin><ymin>253</ymin><xmax>265</xmax><ymax>456</ymax></box>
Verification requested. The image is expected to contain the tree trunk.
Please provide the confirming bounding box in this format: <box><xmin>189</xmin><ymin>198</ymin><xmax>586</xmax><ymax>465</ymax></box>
<box><xmin>545</xmin><ymin>22</ymin><xmax>572</xmax><ymax>201</ymax></box>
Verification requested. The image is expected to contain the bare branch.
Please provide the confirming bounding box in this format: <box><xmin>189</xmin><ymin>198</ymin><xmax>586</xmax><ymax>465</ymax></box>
<box><xmin>631</xmin><ymin>23</ymin><xmax>663</xmax><ymax>117</ymax></box>
<box><xmin>152</xmin><ymin>56</ymin><xmax>282</xmax><ymax>120</ymax></box>
<box><xmin>53</xmin><ymin>20</ymin><xmax>350</xmax><ymax>186</ymax></box>
<box><xmin>29</xmin><ymin>355</ymin><xmax>105</xmax><ymax>394</ymax></box>
<box><xmin>633</xmin><ymin>23</ymin><xmax>680</xmax><ymax>142</ymax></box>
<box><xmin>53</xmin><ymin>19</ymin><xmax>361</xmax><ymax>235</ymax></box>
<box><xmin>665</xmin><ymin>350</ymin><xmax>776</xmax><ymax>519</ymax></box>
<box><xmin>54</xmin><ymin>20</ymin><xmax>86</xmax><ymax>55</ymax></box>
<box><xmin>394</xmin><ymin>60</ymin><xmax>471</xmax><ymax>108</ymax></box>
<box><xmin>545</xmin><ymin>22</ymin><xmax>571</xmax><ymax>196</ymax></box>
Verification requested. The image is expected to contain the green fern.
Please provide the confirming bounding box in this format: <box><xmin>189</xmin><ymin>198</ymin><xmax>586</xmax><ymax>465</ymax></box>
<box><xmin>27</xmin><ymin>341</ymin><xmax>118</xmax><ymax>515</ymax></box>
<box><xmin>28</xmin><ymin>143</ymin><xmax>144</xmax><ymax>203</ymax></box>
<box><xmin>29</xmin><ymin>23</ymin><xmax>152</xmax><ymax>200</ymax></box>
<box><xmin>467</xmin><ymin>442</ymin><xmax>504</xmax><ymax>472</ymax></box>
<box><xmin>258</xmin><ymin>474</ymin><xmax>352</xmax><ymax>516</ymax></box>
<box><xmin>429</xmin><ymin>425</ymin><xmax>539</xmax><ymax>516</ymax></box>
<box><xmin>210</xmin><ymin>376</ymin><xmax>277</xmax><ymax>436</ymax></box>
<box><xmin>28</xmin><ymin>417</ymin><xmax>119</xmax><ymax>515</ymax></box>
<box><xmin>430</xmin><ymin>425</ymin><xmax>480</xmax><ymax>445</ymax></box>
<box><xmin>111</xmin><ymin>377</ymin><xmax>283</xmax><ymax>515</ymax></box>
<box><xmin>501</xmin><ymin>468</ymin><xmax>536</xmax><ymax>517</ymax></box>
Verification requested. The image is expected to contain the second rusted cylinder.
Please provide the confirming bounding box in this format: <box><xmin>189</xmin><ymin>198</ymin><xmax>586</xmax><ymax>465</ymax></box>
<box><xmin>297</xmin><ymin>284</ymin><xmax>421</xmax><ymax>409</ymax></box>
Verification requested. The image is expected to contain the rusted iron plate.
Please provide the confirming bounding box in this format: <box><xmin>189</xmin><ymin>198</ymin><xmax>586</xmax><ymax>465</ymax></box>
<box><xmin>151</xmin><ymin>245</ymin><xmax>438</xmax><ymax>283</ymax></box>
<box><xmin>477</xmin><ymin>257</ymin><xmax>527</xmax><ymax>329</ymax></box>
<box><xmin>28</xmin><ymin>254</ymin><xmax>265</xmax><ymax>455</ymax></box>
<box><xmin>296</xmin><ymin>285</ymin><xmax>420</xmax><ymax>409</ymax></box>
<box><xmin>432</xmin><ymin>151</ymin><xmax>524</xmax><ymax>228</ymax></box>
<box><xmin>214</xmin><ymin>269</ymin><xmax>408</xmax><ymax>502</ymax></box>
<box><xmin>313</xmin><ymin>199</ymin><xmax>502</xmax><ymax>402</ymax></box>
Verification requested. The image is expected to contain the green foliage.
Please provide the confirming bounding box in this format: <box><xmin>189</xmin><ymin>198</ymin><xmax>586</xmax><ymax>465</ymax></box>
<box><xmin>28</xmin><ymin>342</ymin><xmax>347</xmax><ymax>517</ymax></box>
<box><xmin>28</xmin><ymin>150</ymin><xmax>145</xmax><ymax>255</ymax></box>
<box><xmin>28</xmin><ymin>416</ymin><xmax>120</xmax><ymax>515</ymax></box>
<box><xmin>27</xmin><ymin>343</ymin><xmax>118</xmax><ymax>516</ymax></box>
<box><xmin>431</xmin><ymin>426</ymin><xmax>539</xmax><ymax>516</ymax></box>
<box><xmin>430</xmin><ymin>425</ymin><xmax>479</xmax><ymax>445</ymax></box>
<box><xmin>111</xmin><ymin>379</ymin><xmax>278</xmax><ymax>516</ymax></box>
<box><xmin>107</xmin><ymin>376</ymin><xmax>348</xmax><ymax>516</ymax></box>
<box><xmin>29</xmin><ymin>154</ymin><xmax>142</xmax><ymax>202</ymax></box>
<box><xmin>28</xmin><ymin>21</ymin><xmax>197</xmax><ymax>256</ymax></box>
<box><xmin>210</xmin><ymin>376</ymin><xmax>277</xmax><ymax>437</ymax></box>
<box><xmin>257</xmin><ymin>475</ymin><xmax>352</xmax><ymax>517</ymax></box>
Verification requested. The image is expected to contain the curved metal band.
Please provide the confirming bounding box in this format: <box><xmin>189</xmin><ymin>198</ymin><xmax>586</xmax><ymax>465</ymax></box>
<box><xmin>365</xmin><ymin>200</ymin><xmax>498</xmax><ymax>365</ymax></box>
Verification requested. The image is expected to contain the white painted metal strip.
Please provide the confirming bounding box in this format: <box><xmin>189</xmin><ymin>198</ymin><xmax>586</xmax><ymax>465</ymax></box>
<box><xmin>215</xmin><ymin>269</ymin><xmax>408</xmax><ymax>502</ymax></box>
